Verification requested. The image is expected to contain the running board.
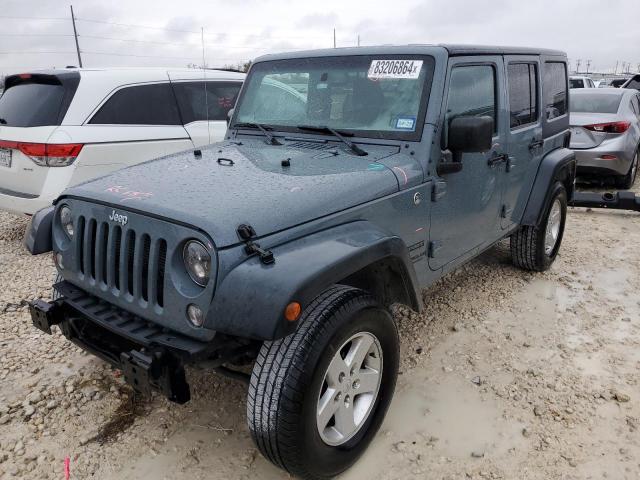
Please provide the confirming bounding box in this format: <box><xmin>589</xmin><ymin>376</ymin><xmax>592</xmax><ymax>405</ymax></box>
<box><xmin>569</xmin><ymin>191</ymin><xmax>640</xmax><ymax>212</ymax></box>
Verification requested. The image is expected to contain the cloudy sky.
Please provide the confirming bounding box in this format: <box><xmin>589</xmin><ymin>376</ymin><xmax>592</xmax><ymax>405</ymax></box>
<box><xmin>1</xmin><ymin>0</ymin><xmax>638</xmax><ymax>75</ymax></box>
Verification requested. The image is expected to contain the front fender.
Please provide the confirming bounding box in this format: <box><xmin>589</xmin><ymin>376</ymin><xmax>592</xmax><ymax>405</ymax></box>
<box><xmin>521</xmin><ymin>147</ymin><xmax>575</xmax><ymax>226</ymax></box>
<box><xmin>207</xmin><ymin>221</ymin><xmax>421</xmax><ymax>341</ymax></box>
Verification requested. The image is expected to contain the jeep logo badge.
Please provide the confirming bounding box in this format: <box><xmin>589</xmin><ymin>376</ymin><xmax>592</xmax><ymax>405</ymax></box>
<box><xmin>109</xmin><ymin>209</ymin><xmax>128</xmax><ymax>226</ymax></box>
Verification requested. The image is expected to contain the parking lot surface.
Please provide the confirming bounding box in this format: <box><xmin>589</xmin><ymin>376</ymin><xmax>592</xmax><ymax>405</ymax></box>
<box><xmin>0</xmin><ymin>186</ymin><xmax>638</xmax><ymax>479</ymax></box>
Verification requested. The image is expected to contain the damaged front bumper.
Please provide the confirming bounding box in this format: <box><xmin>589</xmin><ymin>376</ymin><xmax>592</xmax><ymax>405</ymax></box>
<box><xmin>29</xmin><ymin>281</ymin><xmax>234</xmax><ymax>404</ymax></box>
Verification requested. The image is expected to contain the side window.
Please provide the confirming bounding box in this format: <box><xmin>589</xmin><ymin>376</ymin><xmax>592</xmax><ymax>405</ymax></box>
<box><xmin>633</xmin><ymin>96</ymin><xmax>640</xmax><ymax>118</ymax></box>
<box><xmin>173</xmin><ymin>81</ymin><xmax>242</xmax><ymax>124</ymax></box>
<box><xmin>543</xmin><ymin>62</ymin><xmax>568</xmax><ymax>120</ymax></box>
<box><xmin>507</xmin><ymin>63</ymin><xmax>538</xmax><ymax>128</ymax></box>
<box><xmin>89</xmin><ymin>83</ymin><xmax>180</xmax><ymax>125</ymax></box>
<box><xmin>446</xmin><ymin>65</ymin><xmax>496</xmax><ymax>132</ymax></box>
<box><xmin>627</xmin><ymin>77</ymin><xmax>640</xmax><ymax>90</ymax></box>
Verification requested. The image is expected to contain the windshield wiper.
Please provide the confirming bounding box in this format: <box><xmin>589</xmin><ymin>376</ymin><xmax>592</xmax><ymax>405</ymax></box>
<box><xmin>234</xmin><ymin>122</ymin><xmax>282</xmax><ymax>146</ymax></box>
<box><xmin>296</xmin><ymin>125</ymin><xmax>367</xmax><ymax>156</ymax></box>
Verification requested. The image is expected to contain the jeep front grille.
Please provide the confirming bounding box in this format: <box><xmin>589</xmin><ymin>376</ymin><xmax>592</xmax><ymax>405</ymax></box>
<box><xmin>75</xmin><ymin>216</ymin><xmax>167</xmax><ymax>308</ymax></box>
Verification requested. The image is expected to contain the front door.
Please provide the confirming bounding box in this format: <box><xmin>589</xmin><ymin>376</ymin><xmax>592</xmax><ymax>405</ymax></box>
<box><xmin>501</xmin><ymin>56</ymin><xmax>543</xmax><ymax>229</ymax></box>
<box><xmin>428</xmin><ymin>56</ymin><xmax>507</xmax><ymax>270</ymax></box>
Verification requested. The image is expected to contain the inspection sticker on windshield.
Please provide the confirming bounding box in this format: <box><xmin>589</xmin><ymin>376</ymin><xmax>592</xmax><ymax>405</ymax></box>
<box><xmin>368</xmin><ymin>60</ymin><xmax>422</xmax><ymax>79</ymax></box>
<box><xmin>395</xmin><ymin>116</ymin><xmax>416</xmax><ymax>131</ymax></box>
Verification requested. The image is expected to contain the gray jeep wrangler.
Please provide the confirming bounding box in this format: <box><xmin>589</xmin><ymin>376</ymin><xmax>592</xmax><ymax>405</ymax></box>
<box><xmin>26</xmin><ymin>45</ymin><xmax>575</xmax><ymax>479</ymax></box>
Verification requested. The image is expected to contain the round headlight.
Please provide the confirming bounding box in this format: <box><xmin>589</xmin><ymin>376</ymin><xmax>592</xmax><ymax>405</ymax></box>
<box><xmin>60</xmin><ymin>205</ymin><xmax>73</xmax><ymax>238</ymax></box>
<box><xmin>183</xmin><ymin>240</ymin><xmax>211</xmax><ymax>286</ymax></box>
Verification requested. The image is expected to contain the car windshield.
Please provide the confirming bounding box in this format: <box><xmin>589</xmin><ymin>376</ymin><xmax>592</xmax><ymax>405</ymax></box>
<box><xmin>571</xmin><ymin>93</ymin><xmax>622</xmax><ymax>113</ymax></box>
<box><xmin>233</xmin><ymin>55</ymin><xmax>435</xmax><ymax>141</ymax></box>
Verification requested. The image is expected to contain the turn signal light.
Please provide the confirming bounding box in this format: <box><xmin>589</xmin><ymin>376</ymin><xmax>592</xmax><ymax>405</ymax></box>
<box><xmin>285</xmin><ymin>302</ymin><xmax>302</xmax><ymax>322</ymax></box>
<box><xmin>583</xmin><ymin>121</ymin><xmax>630</xmax><ymax>134</ymax></box>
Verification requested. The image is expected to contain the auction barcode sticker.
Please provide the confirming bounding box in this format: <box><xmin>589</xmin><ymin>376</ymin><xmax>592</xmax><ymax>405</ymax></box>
<box><xmin>368</xmin><ymin>60</ymin><xmax>423</xmax><ymax>79</ymax></box>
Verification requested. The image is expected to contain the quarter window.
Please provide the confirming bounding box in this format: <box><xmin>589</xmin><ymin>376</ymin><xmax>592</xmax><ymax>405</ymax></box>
<box><xmin>508</xmin><ymin>63</ymin><xmax>538</xmax><ymax>128</ymax></box>
<box><xmin>89</xmin><ymin>83</ymin><xmax>181</xmax><ymax>125</ymax></box>
<box><xmin>173</xmin><ymin>81</ymin><xmax>242</xmax><ymax>123</ymax></box>
<box><xmin>543</xmin><ymin>62</ymin><xmax>568</xmax><ymax>120</ymax></box>
<box><xmin>446</xmin><ymin>65</ymin><xmax>496</xmax><ymax>132</ymax></box>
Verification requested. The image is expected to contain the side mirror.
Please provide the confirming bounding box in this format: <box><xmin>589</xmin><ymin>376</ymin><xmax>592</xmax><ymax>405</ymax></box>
<box><xmin>227</xmin><ymin>108</ymin><xmax>235</xmax><ymax>126</ymax></box>
<box><xmin>448</xmin><ymin>116</ymin><xmax>493</xmax><ymax>153</ymax></box>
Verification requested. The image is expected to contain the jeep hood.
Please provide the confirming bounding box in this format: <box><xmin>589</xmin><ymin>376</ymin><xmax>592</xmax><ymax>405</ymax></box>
<box><xmin>63</xmin><ymin>141</ymin><xmax>404</xmax><ymax>247</ymax></box>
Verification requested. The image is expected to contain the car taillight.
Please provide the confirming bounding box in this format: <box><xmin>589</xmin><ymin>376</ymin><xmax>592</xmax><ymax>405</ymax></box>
<box><xmin>583</xmin><ymin>121</ymin><xmax>631</xmax><ymax>134</ymax></box>
<box><xmin>0</xmin><ymin>141</ymin><xmax>83</xmax><ymax>167</ymax></box>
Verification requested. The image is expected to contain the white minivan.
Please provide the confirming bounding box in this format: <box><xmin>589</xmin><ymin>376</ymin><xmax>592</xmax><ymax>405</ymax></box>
<box><xmin>0</xmin><ymin>68</ymin><xmax>244</xmax><ymax>215</ymax></box>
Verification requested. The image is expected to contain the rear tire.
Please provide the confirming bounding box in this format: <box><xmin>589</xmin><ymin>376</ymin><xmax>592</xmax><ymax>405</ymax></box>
<box><xmin>510</xmin><ymin>182</ymin><xmax>567</xmax><ymax>272</ymax></box>
<box><xmin>247</xmin><ymin>285</ymin><xmax>399</xmax><ymax>479</ymax></box>
<box><xmin>616</xmin><ymin>151</ymin><xmax>638</xmax><ymax>189</ymax></box>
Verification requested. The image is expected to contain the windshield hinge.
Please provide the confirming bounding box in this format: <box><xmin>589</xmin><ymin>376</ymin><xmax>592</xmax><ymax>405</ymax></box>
<box><xmin>237</xmin><ymin>224</ymin><xmax>275</xmax><ymax>265</ymax></box>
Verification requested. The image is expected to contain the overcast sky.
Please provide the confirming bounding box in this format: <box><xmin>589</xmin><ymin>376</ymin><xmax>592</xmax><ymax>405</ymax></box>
<box><xmin>1</xmin><ymin>0</ymin><xmax>638</xmax><ymax>75</ymax></box>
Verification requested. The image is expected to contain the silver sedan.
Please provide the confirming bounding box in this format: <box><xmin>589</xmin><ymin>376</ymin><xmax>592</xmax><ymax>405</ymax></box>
<box><xmin>570</xmin><ymin>88</ymin><xmax>640</xmax><ymax>188</ymax></box>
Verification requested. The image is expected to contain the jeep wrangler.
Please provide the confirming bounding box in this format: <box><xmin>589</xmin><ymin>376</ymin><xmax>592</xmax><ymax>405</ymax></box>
<box><xmin>26</xmin><ymin>45</ymin><xmax>575</xmax><ymax>479</ymax></box>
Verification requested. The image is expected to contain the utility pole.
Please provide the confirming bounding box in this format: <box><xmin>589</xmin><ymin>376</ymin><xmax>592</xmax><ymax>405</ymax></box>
<box><xmin>586</xmin><ymin>60</ymin><xmax>591</xmax><ymax>74</ymax></box>
<box><xmin>575</xmin><ymin>59</ymin><xmax>581</xmax><ymax>73</ymax></box>
<box><xmin>357</xmin><ymin>34</ymin><xmax>360</xmax><ymax>47</ymax></box>
<box><xmin>614</xmin><ymin>60</ymin><xmax>619</xmax><ymax>75</ymax></box>
<box><xmin>333</xmin><ymin>28</ymin><xmax>336</xmax><ymax>48</ymax></box>
<box><xmin>70</xmin><ymin>5</ymin><xmax>83</xmax><ymax>67</ymax></box>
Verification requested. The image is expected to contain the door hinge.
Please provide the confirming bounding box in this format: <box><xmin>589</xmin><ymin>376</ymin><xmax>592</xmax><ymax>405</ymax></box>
<box><xmin>428</xmin><ymin>240</ymin><xmax>442</xmax><ymax>258</ymax></box>
<box><xmin>237</xmin><ymin>224</ymin><xmax>275</xmax><ymax>265</ymax></box>
<box><xmin>431</xmin><ymin>180</ymin><xmax>447</xmax><ymax>202</ymax></box>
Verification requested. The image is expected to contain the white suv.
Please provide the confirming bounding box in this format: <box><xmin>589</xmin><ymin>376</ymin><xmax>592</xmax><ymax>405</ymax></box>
<box><xmin>0</xmin><ymin>68</ymin><xmax>244</xmax><ymax>215</ymax></box>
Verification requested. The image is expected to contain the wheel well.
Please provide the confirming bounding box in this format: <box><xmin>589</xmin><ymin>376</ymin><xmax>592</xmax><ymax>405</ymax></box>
<box><xmin>337</xmin><ymin>256</ymin><xmax>420</xmax><ymax>311</ymax></box>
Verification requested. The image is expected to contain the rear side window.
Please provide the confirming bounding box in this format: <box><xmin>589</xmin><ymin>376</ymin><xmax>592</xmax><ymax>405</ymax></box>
<box><xmin>569</xmin><ymin>78</ymin><xmax>584</xmax><ymax>89</ymax></box>
<box><xmin>626</xmin><ymin>77</ymin><xmax>640</xmax><ymax>90</ymax></box>
<box><xmin>0</xmin><ymin>75</ymin><xmax>77</xmax><ymax>127</ymax></box>
<box><xmin>543</xmin><ymin>62</ymin><xmax>568</xmax><ymax>120</ymax></box>
<box><xmin>173</xmin><ymin>81</ymin><xmax>242</xmax><ymax>123</ymax></box>
<box><xmin>508</xmin><ymin>63</ymin><xmax>538</xmax><ymax>128</ymax></box>
<box><xmin>446</xmin><ymin>65</ymin><xmax>496</xmax><ymax>132</ymax></box>
<box><xmin>89</xmin><ymin>83</ymin><xmax>180</xmax><ymax>125</ymax></box>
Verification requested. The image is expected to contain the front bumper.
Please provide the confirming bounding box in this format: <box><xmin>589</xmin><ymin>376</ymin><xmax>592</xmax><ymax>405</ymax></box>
<box><xmin>29</xmin><ymin>281</ymin><xmax>222</xmax><ymax>403</ymax></box>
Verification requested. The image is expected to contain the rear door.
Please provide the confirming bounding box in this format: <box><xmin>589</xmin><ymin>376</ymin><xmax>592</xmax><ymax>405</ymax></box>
<box><xmin>501</xmin><ymin>56</ymin><xmax>543</xmax><ymax>229</ymax></box>
<box><xmin>171</xmin><ymin>80</ymin><xmax>242</xmax><ymax>146</ymax></box>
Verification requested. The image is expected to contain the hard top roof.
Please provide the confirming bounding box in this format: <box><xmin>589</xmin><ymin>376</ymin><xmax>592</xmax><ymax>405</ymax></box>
<box><xmin>254</xmin><ymin>44</ymin><xmax>566</xmax><ymax>63</ymax></box>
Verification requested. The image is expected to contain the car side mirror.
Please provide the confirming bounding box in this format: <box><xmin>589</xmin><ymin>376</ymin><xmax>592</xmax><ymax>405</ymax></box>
<box><xmin>448</xmin><ymin>116</ymin><xmax>494</xmax><ymax>153</ymax></box>
<box><xmin>437</xmin><ymin>116</ymin><xmax>494</xmax><ymax>176</ymax></box>
<box><xmin>227</xmin><ymin>108</ymin><xmax>235</xmax><ymax>126</ymax></box>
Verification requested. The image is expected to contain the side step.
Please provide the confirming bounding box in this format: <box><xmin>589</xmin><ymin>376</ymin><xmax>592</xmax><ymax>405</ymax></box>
<box><xmin>569</xmin><ymin>191</ymin><xmax>640</xmax><ymax>212</ymax></box>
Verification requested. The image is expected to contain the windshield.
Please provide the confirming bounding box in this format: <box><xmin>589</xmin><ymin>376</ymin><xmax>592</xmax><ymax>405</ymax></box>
<box><xmin>571</xmin><ymin>93</ymin><xmax>622</xmax><ymax>113</ymax></box>
<box><xmin>233</xmin><ymin>55</ymin><xmax>435</xmax><ymax>141</ymax></box>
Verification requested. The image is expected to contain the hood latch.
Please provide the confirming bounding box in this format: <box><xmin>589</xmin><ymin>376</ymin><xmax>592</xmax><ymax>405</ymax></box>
<box><xmin>237</xmin><ymin>224</ymin><xmax>275</xmax><ymax>265</ymax></box>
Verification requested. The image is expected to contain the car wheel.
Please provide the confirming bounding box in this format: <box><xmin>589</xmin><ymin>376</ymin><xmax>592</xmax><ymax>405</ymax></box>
<box><xmin>52</xmin><ymin>273</ymin><xmax>63</xmax><ymax>300</ymax></box>
<box><xmin>510</xmin><ymin>182</ymin><xmax>567</xmax><ymax>272</ymax></box>
<box><xmin>247</xmin><ymin>285</ymin><xmax>399</xmax><ymax>479</ymax></box>
<box><xmin>616</xmin><ymin>151</ymin><xmax>638</xmax><ymax>189</ymax></box>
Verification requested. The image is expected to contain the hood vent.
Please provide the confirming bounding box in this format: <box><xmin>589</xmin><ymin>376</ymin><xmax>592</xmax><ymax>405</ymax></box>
<box><xmin>287</xmin><ymin>140</ymin><xmax>337</xmax><ymax>151</ymax></box>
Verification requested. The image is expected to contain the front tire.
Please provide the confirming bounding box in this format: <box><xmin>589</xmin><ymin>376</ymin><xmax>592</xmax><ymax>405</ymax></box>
<box><xmin>510</xmin><ymin>182</ymin><xmax>567</xmax><ymax>271</ymax></box>
<box><xmin>247</xmin><ymin>286</ymin><xmax>399</xmax><ymax>479</ymax></box>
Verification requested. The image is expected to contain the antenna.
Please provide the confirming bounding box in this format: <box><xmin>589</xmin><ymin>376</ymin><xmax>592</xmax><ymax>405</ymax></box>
<box><xmin>70</xmin><ymin>5</ymin><xmax>83</xmax><ymax>67</ymax></box>
<box><xmin>333</xmin><ymin>28</ymin><xmax>336</xmax><ymax>48</ymax></box>
<box><xmin>201</xmin><ymin>27</ymin><xmax>211</xmax><ymax>145</ymax></box>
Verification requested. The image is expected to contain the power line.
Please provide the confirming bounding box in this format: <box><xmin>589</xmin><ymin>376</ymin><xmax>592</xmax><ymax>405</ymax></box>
<box><xmin>81</xmin><ymin>50</ymin><xmax>245</xmax><ymax>62</ymax></box>
<box><xmin>0</xmin><ymin>15</ymin><xmax>68</xmax><ymax>21</ymax></box>
<box><xmin>79</xmin><ymin>34</ymin><xmax>276</xmax><ymax>50</ymax></box>
<box><xmin>0</xmin><ymin>51</ymin><xmax>77</xmax><ymax>55</ymax></box>
<box><xmin>0</xmin><ymin>33</ymin><xmax>74</xmax><ymax>37</ymax></box>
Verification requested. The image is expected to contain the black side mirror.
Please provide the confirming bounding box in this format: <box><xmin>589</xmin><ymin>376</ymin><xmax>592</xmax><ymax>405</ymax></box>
<box><xmin>227</xmin><ymin>108</ymin><xmax>235</xmax><ymax>126</ymax></box>
<box><xmin>448</xmin><ymin>116</ymin><xmax>494</xmax><ymax>153</ymax></box>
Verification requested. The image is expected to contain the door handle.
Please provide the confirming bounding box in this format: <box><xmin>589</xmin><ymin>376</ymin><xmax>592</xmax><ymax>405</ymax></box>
<box><xmin>528</xmin><ymin>138</ymin><xmax>544</xmax><ymax>151</ymax></box>
<box><xmin>487</xmin><ymin>153</ymin><xmax>508</xmax><ymax>167</ymax></box>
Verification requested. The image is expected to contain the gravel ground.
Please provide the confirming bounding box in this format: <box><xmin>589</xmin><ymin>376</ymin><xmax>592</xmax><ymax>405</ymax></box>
<box><xmin>0</xmin><ymin>186</ymin><xmax>639</xmax><ymax>480</ymax></box>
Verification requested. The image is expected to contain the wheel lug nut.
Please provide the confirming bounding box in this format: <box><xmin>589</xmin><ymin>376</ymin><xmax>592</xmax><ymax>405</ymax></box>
<box><xmin>335</xmin><ymin>392</ymin><xmax>342</xmax><ymax>402</ymax></box>
<box><xmin>352</xmin><ymin>380</ymin><xmax>360</xmax><ymax>389</ymax></box>
<box><xmin>338</xmin><ymin>372</ymin><xmax>345</xmax><ymax>383</ymax></box>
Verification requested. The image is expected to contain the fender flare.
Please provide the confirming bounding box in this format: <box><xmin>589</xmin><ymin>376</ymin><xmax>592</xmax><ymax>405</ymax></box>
<box><xmin>207</xmin><ymin>221</ymin><xmax>422</xmax><ymax>341</ymax></box>
<box><xmin>521</xmin><ymin>147</ymin><xmax>576</xmax><ymax>227</ymax></box>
